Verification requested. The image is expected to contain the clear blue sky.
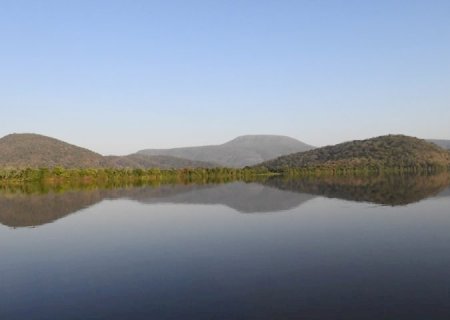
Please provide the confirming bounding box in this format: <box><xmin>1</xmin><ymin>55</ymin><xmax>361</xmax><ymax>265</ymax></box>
<box><xmin>1</xmin><ymin>0</ymin><xmax>449</xmax><ymax>155</ymax></box>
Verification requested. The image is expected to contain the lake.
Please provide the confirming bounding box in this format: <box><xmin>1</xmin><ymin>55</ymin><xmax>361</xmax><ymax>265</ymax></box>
<box><xmin>1</xmin><ymin>174</ymin><xmax>450</xmax><ymax>319</ymax></box>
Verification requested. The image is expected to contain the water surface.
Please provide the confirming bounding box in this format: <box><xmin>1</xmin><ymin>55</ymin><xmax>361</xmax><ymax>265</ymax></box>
<box><xmin>1</xmin><ymin>174</ymin><xmax>450</xmax><ymax>319</ymax></box>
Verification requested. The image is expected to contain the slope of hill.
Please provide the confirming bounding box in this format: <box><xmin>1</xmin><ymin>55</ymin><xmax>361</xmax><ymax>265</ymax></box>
<box><xmin>0</xmin><ymin>133</ymin><xmax>216</xmax><ymax>169</ymax></box>
<box><xmin>0</xmin><ymin>133</ymin><xmax>106</xmax><ymax>168</ymax></box>
<box><xmin>104</xmin><ymin>154</ymin><xmax>217</xmax><ymax>169</ymax></box>
<box><xmin>138</xmin><ymin>135</ymin><xmax>314</xmax><ymax>168</ymax></box>
<box><xmin>259</xmin><ymin>135</ymin><xmax>450</xmax><ymax>171</ymax></box>
<box><xmin>428</xmin><ymin>139</ymin><xmax>450</xmax><ymax>150</ymax></box>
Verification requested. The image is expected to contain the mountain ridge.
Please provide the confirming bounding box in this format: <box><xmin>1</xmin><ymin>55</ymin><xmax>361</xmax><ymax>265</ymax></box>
<box><xmin>0</xmin><ymin>133</ymin><xmax>314</xmax><ymax>169</ymax></box>
<box><xmin>104</xmin><ymin>154</ymin><xmax>217</xmax><ymax>169</ymax></box>
<box><xmin>1</xmin><ymin>133</ymin><xmax>450</xmax><ymax>170</ymax></box>
<box><xmin>0</xmin><ymin>133</ymin><xmax>216</xmax><ymax>169</ymax></box>
<box><xmin>138</xmin><ymin>134</ymin><xmax>314</xmax><ymax>167</ymax></box>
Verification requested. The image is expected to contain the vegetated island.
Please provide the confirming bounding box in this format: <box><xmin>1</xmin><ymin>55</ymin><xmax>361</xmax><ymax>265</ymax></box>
<box><xmin>0</xmin><ymin>134</ymin><xmax>450</xmax><ymax>185</ymax></box>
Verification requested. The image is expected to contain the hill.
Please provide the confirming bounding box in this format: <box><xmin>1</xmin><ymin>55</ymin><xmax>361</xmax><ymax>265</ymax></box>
<box><xmin>0</xmin><ymin>133</ymin><xmax>216</xmax><ymax>169</ymax></box>
<box><xmin>104</xmin><ymin>154</ymin><xmax>216</xmax><ymax>169</ymax></box>
<box><xmin>258</xmin><ymin>135</ymin><xmax>450</xmax><ymax>171</ymax></box>
<box><xmin>0</xmin><ymin>133</ymin><xmax>106</xmax><ymax>168</ymax></box>
<box><xmin>138</xmin><ymin>135</ymin><xmax>314</xmax><ymax>168</ymax></box>
<box><xmin>427</xmin><ymin>139</ymin><xmax>450</xmax><ymax>150</ymax></box>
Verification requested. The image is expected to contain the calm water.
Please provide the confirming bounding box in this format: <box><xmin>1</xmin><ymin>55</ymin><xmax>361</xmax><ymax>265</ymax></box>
<box><xmin>1</xmin><ymin>175</ymin><xmax>450</xmax><ymax>319</ymax></box>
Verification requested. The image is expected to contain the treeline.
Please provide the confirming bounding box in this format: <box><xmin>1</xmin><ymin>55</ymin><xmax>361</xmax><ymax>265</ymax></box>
<box><xmin>1</xmin><ymin>165</ymin><xmax>449</xmax><ymax>187</ymax></box>
<box><xmin>0</xmin><ymin>166</ymin><xmax>273</xmax><ymax>185</ymax></box>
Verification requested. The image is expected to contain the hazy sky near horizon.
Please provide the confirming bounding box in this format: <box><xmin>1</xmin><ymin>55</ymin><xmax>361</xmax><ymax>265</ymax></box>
<box><xmin>1</xmin><ymin>0</ymin><xmax>450</xmax><ymax>155</ymax></box>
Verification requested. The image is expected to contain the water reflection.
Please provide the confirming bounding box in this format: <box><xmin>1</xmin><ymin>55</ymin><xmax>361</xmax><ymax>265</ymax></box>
<box><xmin>264</xmin><ymin>173</ymin><xmax>450</xmax><ymax>206</ymax></box>
<box><xmin>0</xmin><ymin>183</ymin><xmax>315</xmax><ymax>228</ymax></box>
<box><xmin>1</xmin><ymin>173</ymin><xmax>449</xmax><ymax>228</ymax></box>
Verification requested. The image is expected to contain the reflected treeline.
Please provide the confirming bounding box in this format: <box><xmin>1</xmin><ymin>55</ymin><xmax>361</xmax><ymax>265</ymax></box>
<box><xmin>1</xmin><ymin>173</ymin><xmax>449</xmax><ymax>228</ymax></box>
<box><xmin>264</xmin><ymin>173</ymin><xmax>450</xmax><ymax>206</ymax></box>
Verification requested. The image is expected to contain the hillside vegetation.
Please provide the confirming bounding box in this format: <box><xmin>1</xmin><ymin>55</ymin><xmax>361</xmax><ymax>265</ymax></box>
<box><xmin>104</xmin><ymin>154</ymin><xmax>216</xmax><ymax>169</ymax></box>
<box><xmin>0</xmin><ymin>133</ymin><xmax>106</xmax><ymax>168</ymax></box>
<box><xmin>0</xmin><ymin>133</ymin><xmax>216</xmax><ymax>169</ymax></box>
<box><xmin>138</xmin><ymin>135</ymin><xmax>314</xmax><ymax>167</ymax></box>
<box><xmin>258</xmin><ymin>135</ymin><xmax>450</xmax><ymax>172</ymax></box>
<box><xmin>2</xmin><ymin>133</ymin><xmax>449</xmax><ymax>175</ymax></box>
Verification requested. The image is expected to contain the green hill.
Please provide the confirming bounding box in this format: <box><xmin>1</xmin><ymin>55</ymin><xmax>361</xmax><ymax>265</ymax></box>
<box><xmin>258</xmin><ymin>135</ymin><xmax>450</xmax><ymax>172</ymax></box>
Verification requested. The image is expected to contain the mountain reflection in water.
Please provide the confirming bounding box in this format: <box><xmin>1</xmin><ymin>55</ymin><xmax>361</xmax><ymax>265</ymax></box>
<box><xmin>264</xmin><ymin>173</ymin><xmax>450</xmax><ymax>206</ymax></box>
<box><xmin>1</xmin><ymin>173</ymin><xmax>449</xmax><ymax>228</ymax></box>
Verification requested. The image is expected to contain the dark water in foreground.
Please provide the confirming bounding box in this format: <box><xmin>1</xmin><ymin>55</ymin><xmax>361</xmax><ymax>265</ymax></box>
<box><xmin>1</xmin><ymin>174</ymin><xmax>450</xmax><ymax>320</ymax></box>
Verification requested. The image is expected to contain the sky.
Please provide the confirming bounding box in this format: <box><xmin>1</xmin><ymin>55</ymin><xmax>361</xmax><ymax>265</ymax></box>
<box><xmin>1</xmin><ymin>0</ymin><xmax>449</xmax><ymax>155</ymax></box>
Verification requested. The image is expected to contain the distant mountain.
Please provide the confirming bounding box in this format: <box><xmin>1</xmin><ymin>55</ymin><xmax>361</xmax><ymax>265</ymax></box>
<box><xmin>427</xmin><ymin>139</ymin><xmax>450</xmax><ymax>150</ymax></box>
<box><xmin>0</xmin><ymin>133</ymin><xmax>215</xmax><ymax>169</ymax></box>
<box><xmin>138</xmin><ymin>135</ymin><xmax>314</xmax><ymax>168</ymax></box>
<box><xmin>0</xmin><ymin>133</ymin><xmax>106</xmax><ymax>168</ymax></box>
<box><xmin>259</xmin><ymin>135</ymin><xmax>450</xmax><ymax>171</ymax></box>
<box><xmin>104</xmin><ymin>154</ymin><xmax>216</xmax><ymax>169</ymax></box>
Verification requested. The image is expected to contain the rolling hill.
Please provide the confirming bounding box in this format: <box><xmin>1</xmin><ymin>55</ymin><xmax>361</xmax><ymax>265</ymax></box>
<box><xmin>0</xmin><ymin>133</ymin><xmax>215</xmax><ymax>169</ymax></box>
<box><xmin>3</xmin><ymin>133</ymin><xmax>448</xmax><ymax>171</ymax></box>
<box><xmin>138</xmin><ymin>135</ymin><xmax>314</xmax><ymax>167</ymax></box>
<box><xmin>104</xmin><ymin>154</ymin><xmax>216</xmax><ymax>169</ymax></box>
<box><xmin>258</xmin><ymin>135</ymin><xmax>450</xmax><ymax>171</ymax></box>
<box><xmin>0</xmin><ymin>133</ymin><xmax>106</xmax><ymax>168</ymax></box>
